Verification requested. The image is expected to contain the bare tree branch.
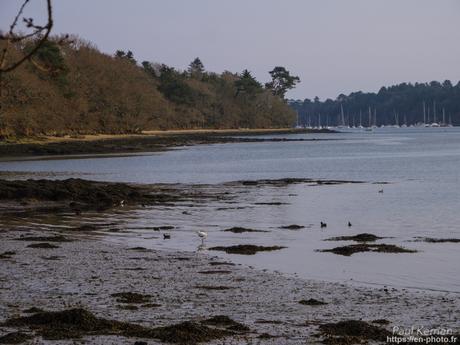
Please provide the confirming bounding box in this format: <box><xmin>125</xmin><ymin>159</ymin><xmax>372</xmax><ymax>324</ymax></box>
<box><xmin>0</xmin><ymin>0</ymin><xmax>53</xmax><ymax>74</ymax></box>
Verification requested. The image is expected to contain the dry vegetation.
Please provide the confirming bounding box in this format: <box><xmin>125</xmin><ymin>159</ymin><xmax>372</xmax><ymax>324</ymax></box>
<box><xmin>0</xmin><ymin>36</ymin><xmax>296</xmax><ymax>138</ymax></box>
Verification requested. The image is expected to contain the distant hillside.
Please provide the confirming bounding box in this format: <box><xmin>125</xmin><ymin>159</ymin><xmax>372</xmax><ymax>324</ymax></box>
<box><xmin>0</xmin><ymin>36</ymin><xmax>296</xmax><ymax>138</ymax></box>
<box><xmin>290</xmin><ymin>81</ymin><xmax>460</xmax><ymax>127</ymax></box>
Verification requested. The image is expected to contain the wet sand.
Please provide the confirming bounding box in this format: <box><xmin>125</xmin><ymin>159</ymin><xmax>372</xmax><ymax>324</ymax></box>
<box><xmin>1</xmin><ymin>227</ymin><xmax>459</xmax><ymax>344</ymax></box>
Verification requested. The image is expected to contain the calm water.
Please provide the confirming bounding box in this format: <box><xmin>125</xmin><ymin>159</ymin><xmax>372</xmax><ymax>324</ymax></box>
<box><xmin>1</xmin><ymin>127</ymin><xmax>459</xmax><ymax>293</ymax></box>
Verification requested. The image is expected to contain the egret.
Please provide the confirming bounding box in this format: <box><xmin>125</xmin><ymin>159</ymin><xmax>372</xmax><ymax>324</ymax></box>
<box><xmin>197</xmin><ymin>231</ymin><xmax>208</xmax><ymax>243</ymax></box>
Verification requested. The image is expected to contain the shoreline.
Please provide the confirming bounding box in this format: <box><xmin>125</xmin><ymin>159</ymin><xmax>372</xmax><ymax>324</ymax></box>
<box><xmin>0</xmin><ymin>128</ymin><xmax>335</xmax><ymax>159</ymax></box>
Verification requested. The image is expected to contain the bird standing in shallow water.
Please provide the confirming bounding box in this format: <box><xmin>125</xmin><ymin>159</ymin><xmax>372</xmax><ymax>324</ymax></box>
<box><xmin>197</xmin><ymin>231</ymin><xmax>208</xmax><ymax>243</ymax></box>
<box><xmin>378</xmin><ymin>189</ymin><xmax>384</xmax><ymax>194</ymax></box>
<box><xmin>348</xmin><ymin>221</ymin><xmax>352</xmax><ymax>227</ymax></box>
<box><xmin>320</xmin><ymin>222</ymin><xmax>327</xmax><ymax>228</ymax></box>
<box><xmin>163</xmin><ymin>233</ymin><xmax>171</xmax><ymax>240</ymax></box>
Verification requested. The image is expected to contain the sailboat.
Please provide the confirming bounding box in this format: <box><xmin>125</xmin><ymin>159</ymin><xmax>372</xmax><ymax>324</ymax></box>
<box><xmin>337</xmin><ymin>104</ymin><xmax>347</xmax><ymax>129</ymax></box>
<box><xmin>365</xmin><ymin>107</ymin><xmax>373</xmax><ymax>131</ymax></box>
<box><xmin>392</xmin><ymin>110</ymin><xmax>400</xmax><ymax>128</ymax></box>
<box><xmin>431</xmin><ymin>101</ymin><xmax>440</xmax><ymax>127</ymax></box>
<box><xmin>401</xmin><ymin>115</ymin><xmax>407</xmax><ymax>128</ymax></box>
<box><xmin>358</xmin><ymin>110</ymin><xmax>364</xmax><ymax>129</ymax></box>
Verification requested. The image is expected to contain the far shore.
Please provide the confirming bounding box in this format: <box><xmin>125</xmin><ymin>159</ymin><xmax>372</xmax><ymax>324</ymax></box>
<box><xmin>2</xmin><ymin>127</ymin><xmax>333</xmax><ymax>144</ymax></box>
<box><xmin>0</xmin><ymin>127</ymin><xmax>336</xmax><ymax>159</ymax></box>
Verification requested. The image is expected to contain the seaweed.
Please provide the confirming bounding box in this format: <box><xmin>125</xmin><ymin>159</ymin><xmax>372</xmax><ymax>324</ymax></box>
<box><xmin>26</xmin><ymin>243</ymin><xmax>59</xmax><ymax>249</ymax></box>
<box><xmin>325</xmin><ymin>233</ymin><xmax>383</xmax><ymax>242</ymax></box>
<box><xmin>0</xmin><ymin>251</ymin><xmax>15</xmax><ymax>259</ymax></box>
<box><xmin>0</xmin><ymin>332</ymin><xmax>32</xmax><ymax>344</ymax></box>
<box><xmin>16</xmin><ymin>235</ymin><xmax>72</xmax><ymax>242</ymax></box>
<box><xmin>201</xmin><ymin>316</ymin><xmax>250</xmax><ymax>332</ymax></box>
<box><xmin>209</xmin><ymin>244</ymin><xmax>286</xmax><ymax>255</ymax></box>
<box><xmin>414</xmin><ymin>237</ymin><xmax>460</xmax><ymax>243</ymax></box>
<box><xmin>319</xmin><ymin>320</ymin><xmax>391</xmax><ymax>344</ymax></box>
<box><xmin>280</xmin><ymin>224</ymin><xmax>305</xmax><ymax>230</ymax></box>
<box><xmin>319</xmin><ymin>243</ymin><xmax>416</xmax><ymax>256</ymax></box>
<box><xmin>111</xmin><ymin>292</ymin><xmax>151</xmax><ymax>304</ymax></box>
<box><xmin>4</xmin><ymin>308</ymin><xmax>235</xmax><ymax>343</ymax></box>
<box><xmin>222</xmin><ymin>227</ymin><xmax>268</xmax><ymax>233</ymax></box>
<box><xmin>299</xmin><ymin>299</ymin><xmax>327</xmax><ymax>306</ymax></box>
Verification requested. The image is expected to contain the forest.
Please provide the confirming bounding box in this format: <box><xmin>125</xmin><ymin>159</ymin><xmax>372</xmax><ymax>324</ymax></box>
<box><xmin>0</xmin><ymin>36</ymin><xmax>298</xmax><ymax>138</ymax></box>
<box><xmin>289</xmin><ymin>81</ymin><xmax>460</xmax><ymax>127</ymax></box>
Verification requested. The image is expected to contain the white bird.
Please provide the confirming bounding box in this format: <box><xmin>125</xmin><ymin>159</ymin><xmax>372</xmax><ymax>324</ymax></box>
<box><xmin>197</xmin><ymin>231</ymin><xmax>208</xmax><ymax>242</ymax></box>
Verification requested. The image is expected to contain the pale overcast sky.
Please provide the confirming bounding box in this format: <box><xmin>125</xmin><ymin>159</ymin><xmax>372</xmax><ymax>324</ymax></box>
<box><xmin>1</xmin><ymin>0</ymin><xmax>460</xmax><ymax>99</ymax></box>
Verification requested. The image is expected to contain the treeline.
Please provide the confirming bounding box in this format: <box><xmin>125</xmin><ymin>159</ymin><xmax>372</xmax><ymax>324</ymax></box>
<box><xmin>289</xmin><ymin>81</ymin><xmax>460</xmax><ymax>127</ymax></box>
<box><xmin>0</xmin><ymin>35</ymin><xmax>298</xmax><ymax>137</ymax></box>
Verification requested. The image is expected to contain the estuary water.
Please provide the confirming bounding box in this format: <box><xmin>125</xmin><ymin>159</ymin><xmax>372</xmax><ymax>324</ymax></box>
<box><xmin>1</xmin><ymin>127</ymin><xmax>460</xmax><ymax>293</ymax></box>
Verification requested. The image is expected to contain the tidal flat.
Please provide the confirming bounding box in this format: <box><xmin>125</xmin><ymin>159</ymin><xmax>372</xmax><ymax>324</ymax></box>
<box><xmin>0</xmin><ymin>177</ymin><xmax>459</xmax><ymax>344</ymax></box>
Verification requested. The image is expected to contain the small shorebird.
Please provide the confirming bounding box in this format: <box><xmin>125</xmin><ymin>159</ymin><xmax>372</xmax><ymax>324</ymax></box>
<box><xmin>378</xmin><ymin>189</ymin><xmax>384</xmax><ymax>194</ymax></box>
<box><xmin>320</xmin><ymin>222</ymin><xmax>327</xmax><ymax>228</ymax></box>
<box><xmin>163</xmin><ymin>233</ymin><xmax>171</xmax><ymax>240</ymax></box>
<box><xmin>197</xmin><ymin>231</ymin><xmax>208</xmax><ymax>242</ymax></box>
<box><xmin>348</xmin><ymin>221</ymin><xmax>352</xmax><ymax>227</ymax></box>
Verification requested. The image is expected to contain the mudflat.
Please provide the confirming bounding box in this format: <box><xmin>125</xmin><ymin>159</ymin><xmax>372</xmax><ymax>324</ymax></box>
<box><xmin>0</xmin><ymin>178</ymin><xmax>459</xmax><ymax>344</ymax></box>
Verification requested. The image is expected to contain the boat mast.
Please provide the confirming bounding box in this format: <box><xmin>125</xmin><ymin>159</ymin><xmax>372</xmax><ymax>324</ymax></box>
<box><xmin>340</xmin><ymin>104</ymin><xmax>345</xmax><ymax>126</ymax></box>
<box><xmin>423</xmin><ymin>101</ymin><xmax>426</xmax><ymax>124</ymax></box>
<box><xmin>368</xmin><ymin>106</ymin><xmax>372</xmax><ymax>127</ymax></box>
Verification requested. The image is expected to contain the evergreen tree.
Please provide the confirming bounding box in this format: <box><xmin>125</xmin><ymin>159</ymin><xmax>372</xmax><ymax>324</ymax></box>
<box><xmin>235</xmin><ymin>69</ymin><xmax>262</xmax><ymax>97</ymax></box>
<box><xmin>265</xmin><ymin>66</ymin><xmax>300</xmax><ymax>99</ymax></box>
<box><xmin>188</xmin><ymin>57</ymin><xmax>205</xmax><ymax>77</ymax></box>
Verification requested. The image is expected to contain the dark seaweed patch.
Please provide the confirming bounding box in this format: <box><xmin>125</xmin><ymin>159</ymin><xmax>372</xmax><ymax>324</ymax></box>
<box><xmin>0</xmin><ymin>332</ymin><xmax>32</xmax><ymax>344</ymax></box>
<box><xmin>26</xmin><ymin>243</ymin><xmax>59</xmax><ymax>249</ymax></box>
<box><xmin>414</xmin><ymin>237</ymin><xmax>460</xmax><ymax>243</ymax></box>
<box><xmin>325</xmin><ymin>233</ymin><xmax>383</xmax><ymax>242</ymax></box>
<box><xmin>209</xmin><ymin>244</ymin><xmax>285</xmax><ymax>255</ymax></box>
<box><xmin>280</xmin><ymin>224</ymin><xmax>305</xmax><ymax>230</ymax></box>
<box><xmin>111</xmin><ymin>292</ymin><xmax>151</xmax><ymax>304</ymax></box>
<box><xmin>16</xmin><ymin>235</ymin><xmax>72</xmax><ymax>242</ymax></box>
<box><xmin>0</xmin><ymin>251</ymin><xmax>15</xmax><ymax>259</ymax></box>
<box><xmin>4</xmin><ymin>308</ymin><xmax>234</xmax><ymax>343</ymax></box>
<box><xmin>201</xmin><ymin>316</ymin><xmax>250</xmax><ymax>332</ymax></box>
<box><xmin>195</xmin><ymin>285</ymin><xmax>232</xmax><ymax>291</ymax></box>
<box><xmin>319</xmin><ymin>243</ymin><xmax>416</xmax><ymax>256</ymax></box>
<box><xmin>209</xmin><ymin>261</ymin><xmax>235</xmax><ymax>266</ymax></box>
<box><xmin>198</xmin><ymin>270</ymin><xmax>232</xmax><ymax>275</ymax></box>
<box><xmin>299</xmin><ymin>299</ymin><xmax>327</xmax><ymax>306</ymax></box>
<box><xmin>319</xmin><ymin>320</ymin><xmax>390</xmax><ymax>344</ymax></box>
<box><xmin>222</xmin><ymin>227</ymin><xmax>267</xmax><ymax>233</ymax></box>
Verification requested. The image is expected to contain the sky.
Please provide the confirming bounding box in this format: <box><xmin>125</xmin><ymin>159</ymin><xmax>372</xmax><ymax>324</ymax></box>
<box><xmin>1</xmin><ymin>0</ymin><xmax>460</xmax><ymax>100</ymax></box>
